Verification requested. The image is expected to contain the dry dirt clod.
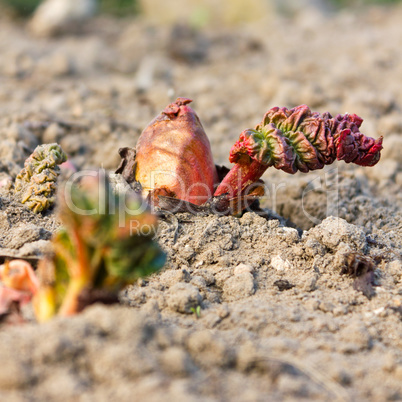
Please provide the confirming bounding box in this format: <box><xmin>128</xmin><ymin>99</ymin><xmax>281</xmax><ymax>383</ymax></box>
<box><xmin>274</xmin><ymin>279</ymin><xmax>295</xmax><ymax>291</ymax></box>
<box><xmin>167</xmin><ymin>283</ymin><xmax>202</xmax><ymax>314</ymax></box>
<box><xmin>223</xmin><ymin>273</ymin><xmax>256</xmax><ymax>301</ymax></box>
<box><xmin>340</xmin><ymin>252</ymin><xmax>376</xmax><ymax>299</ymax></box>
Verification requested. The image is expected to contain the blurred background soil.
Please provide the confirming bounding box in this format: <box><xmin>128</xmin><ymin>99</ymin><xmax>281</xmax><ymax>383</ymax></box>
<box><xmin>0</xmin><ymin>0</ymin><xmax>401</xmax><ymax>400</ymax></box>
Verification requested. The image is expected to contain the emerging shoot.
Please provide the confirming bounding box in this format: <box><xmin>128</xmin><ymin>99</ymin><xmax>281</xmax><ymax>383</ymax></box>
<box><xmin>215</xmin><ymin>105</ymin><xmax>383</xmax><ymax>198</ymax></box>
<box><xmin>34</xmin><ymin>172</ymin><xmax>166</xmax><ymax>321</ymax></box>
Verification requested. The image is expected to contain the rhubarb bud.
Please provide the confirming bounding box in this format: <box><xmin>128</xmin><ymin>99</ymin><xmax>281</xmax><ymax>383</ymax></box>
<box><xmin>215</xmin><ymin>105</ymin><xmax>382</xmax><ymax>198</ymax></box>
<box><xmin>0</xmin><ymin>260</ymin><xmax>39</xmax><ymax>319</ymax></box>
<box><xmin>134</xmin><ymin>98</ymin><xmax>218</xmax><ymax>205</ymax></box>
<box><xmin>15</xmin><ymin>143</ymin><xmax>67</xmax><ymax>213</ymax></box>
<box><xmin>0</xmin><ymin>259</ymin><xmax>39</xmax><ymax>294</ymax></box>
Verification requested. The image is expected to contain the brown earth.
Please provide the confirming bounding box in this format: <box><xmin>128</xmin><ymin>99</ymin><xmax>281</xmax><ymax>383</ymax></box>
<box><xmin>0</xmin><ymin>3</ymin><xmax>401</xmax><ymax>401</ymax></box>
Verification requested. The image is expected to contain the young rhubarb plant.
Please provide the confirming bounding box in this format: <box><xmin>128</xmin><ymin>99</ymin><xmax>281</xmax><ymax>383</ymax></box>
<box><xmin>0</xmin><ymin>259</ymin><xmax>39</xmax><ymax>322</ymax></box>
<box><xmin>34</xmin><ymin>171</ymin><xmax>166</xmax><ymax>322</ymax></box>
<box><xmin>116</xmin><ymin>98</ymin><xmax>218</xmax><ymax>206</ymax></box>
<box><xmin>15</xmin><ymin>143</ymin><xmax>67</xmax><ymax>213</ymax></box>
<box><xmin>214</xmin><ymin>105</ymin><xmax>383</xmax><ymax>198</ymax></box>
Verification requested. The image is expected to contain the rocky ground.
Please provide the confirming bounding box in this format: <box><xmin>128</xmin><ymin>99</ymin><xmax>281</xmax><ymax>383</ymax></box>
<box><xmin>0</xmin><ymin>3</ymin><xmax>401</xmax><ymax>401</ymax></box>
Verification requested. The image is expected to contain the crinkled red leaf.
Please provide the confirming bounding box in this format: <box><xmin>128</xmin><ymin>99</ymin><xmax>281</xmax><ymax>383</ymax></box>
<box><xmin>229</xmin><ymin>105</ymin><xmax>382</xmax><ymax>173</ymax></box>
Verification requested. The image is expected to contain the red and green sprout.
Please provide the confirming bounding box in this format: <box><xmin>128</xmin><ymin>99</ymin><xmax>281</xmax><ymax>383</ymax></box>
<box><xmin>118</xmin><ymin>101</ymin><xmax>382</xmax><ymax>214</ymax></box>
<box><xmin>33</xmin><ymin>172</ymin><xmax>166</xmax><ymax>321</ymax></box>
<box><xmin>215</xmin><ymin>105</ymin><xmax>382</xmax><ymax>198</ymax></box>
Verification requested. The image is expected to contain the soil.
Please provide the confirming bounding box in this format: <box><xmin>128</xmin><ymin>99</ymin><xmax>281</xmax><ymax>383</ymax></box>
<box><xmin>1</xmin><ymin>3</ymin><xmax>402</xmax><ymax>401</ymax></box>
